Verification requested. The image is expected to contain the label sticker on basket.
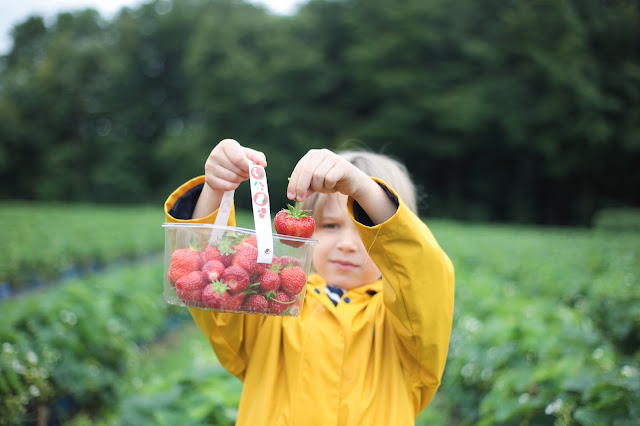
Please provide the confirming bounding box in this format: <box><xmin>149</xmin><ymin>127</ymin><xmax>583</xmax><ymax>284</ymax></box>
<box><xmin>248</xmin><ymin>160</ymin><xmax>273</xmax><ymax>263</ymax></box>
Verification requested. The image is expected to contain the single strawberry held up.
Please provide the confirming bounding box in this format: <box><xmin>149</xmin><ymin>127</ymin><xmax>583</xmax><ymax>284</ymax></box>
<box><xmin>273</xmin><ymin>202</ymin><xmax>315</xmax><ymax>248</ymax></box>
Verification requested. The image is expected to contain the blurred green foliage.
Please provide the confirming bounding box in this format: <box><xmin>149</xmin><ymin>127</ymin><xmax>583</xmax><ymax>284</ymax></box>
<box><xmin>420</xmin><ymin>219</ymin><xmax>640</xmax><ymax>424</ymax></box>
<box><xmin>0</xmin><ymin>202</ymin><xmax>162</xmax><ymax>289</ymax></box>
<box><xmin>0</xmin><ymin>0</ymin><xmax>638</xmax><ymax>225</ymax></box>
<box><xmin>0</xmin><ymin>261</ymin><xmax>191</xmax><ymax>425</ymax></box>
<box><xmin>592</xmin><ymin>208</ymin><xmax>640</xmax><ymax>232</ymax></box>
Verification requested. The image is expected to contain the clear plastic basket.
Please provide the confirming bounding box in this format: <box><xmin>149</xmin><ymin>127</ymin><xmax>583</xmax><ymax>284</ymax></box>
<box><xmin>162</xmin><ymin>161</ymin><xmax>316</xmax><ymax>317</ymax></box>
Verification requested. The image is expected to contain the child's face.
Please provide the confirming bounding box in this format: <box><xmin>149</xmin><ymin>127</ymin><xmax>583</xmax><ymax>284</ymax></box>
<box><xmin>311</xmin><ymin>193</ymin><xmax>382</xmax><ymax>290</ymax></box>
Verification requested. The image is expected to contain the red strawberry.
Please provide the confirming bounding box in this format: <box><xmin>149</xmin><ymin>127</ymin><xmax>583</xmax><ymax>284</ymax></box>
<box><xmin>211</xmin><ymin>233</ymin><xmax>237</xmax><ymax>266</ymax></box>
<box><xmin>202</xmin><ymin>243</ymin><xmax>223</xmax><ymax>263</ymax></box>
<box><xmin>270</xmin><ymin>255</ymin><xmax>283</xmax><ymax>270</ymax></box>
<box><xmin>224</xmin><ymin>292</ymin><xmax>246</xmax><ymax>311</ymax></box>
<box><xmin>258</xmin><ymin>269</ymin><xmax>281</xmax><ymax>293</ymax></box>
<box><xmin>176</xmin><ymin>270</ymin><xmax>207</xmax><ymax>303</ymax></box>
<box><xmin>267</xmin><ymin>291</ymin><xmax>290</xmax><ymax>315</ymax></box>
<box><xmin>168</xmin><ymin>248</ymin><xmax>203</xmax><ymax>285</ymax></box>
<box><xmin>202</xmin><ymin>280</ymin><xmax>230</xmax><ymax>309</ymax></box>
<box><xmin>221</xmin><ymin>266</ymin><xmax>250</xmax><ymax>294</ymax></box>
<box><xmin>244</xmin><ymin>234</ymin><xmax>258</xmax><ymax>247</ymax></box>
<box><xmin>243</xmin><ymin>294</ymin><xmax>269</xmax><ymax>313</ymax></box>
<box><xmin>202</xmin><ymin>259</ymin><xmax>226</xmax><ymax>282</ymax></box>
<box><xmin>279</xmin><ymin>256</ymin><xmax>301</xmax><ymax>268</ymax></box>
<box><xmin>280</xmin><ymin>266</ymin><xmax>307</xmax><ymax>297</ymax></box>
<box><xmin>274</xmin><ymin>202</ymin><xmax>315</xmax><ymax>248</ymax></box>
<box><xmin>232</xmin><ymin>243</ymin><xmax>266</xmax><ymax>276</ymax></box>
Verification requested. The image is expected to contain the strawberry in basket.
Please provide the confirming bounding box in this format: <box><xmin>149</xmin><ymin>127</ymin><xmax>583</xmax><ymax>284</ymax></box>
<box><xmin>274</xmin><ymin>202</ymin><xmax>315</xmax><ymax>248</ymax></box>
<box><xmin>168</xmin><ymin>246</ymin><xmax>203</xmax><ymax>285</ymax></box>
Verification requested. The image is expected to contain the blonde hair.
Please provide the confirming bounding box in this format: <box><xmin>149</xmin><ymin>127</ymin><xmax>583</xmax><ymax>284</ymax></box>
<box><xmin>301</xmin><ymin>150</ymin><xmax>418</xmax><ymax>215</ymax></box>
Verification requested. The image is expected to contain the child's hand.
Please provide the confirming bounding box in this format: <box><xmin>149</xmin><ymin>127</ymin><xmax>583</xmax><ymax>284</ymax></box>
<box><xmin>193</xmin><ymin>139</ymin><xmax>266</xmax><ymax>219</ymax></box>
<box><xmin>287</xmin><ymin>149</ymin><xmax>370</xmax><ymax>202</ymax></box>
<box><xmin>204</xmin><ymin>139</ymin><xmax>267</xmax><ymax>193</ymax></box>
<box><xmin>287</xmin><ymin>148</ymin><xmax>398</xmax><ymax>225</ymax></box>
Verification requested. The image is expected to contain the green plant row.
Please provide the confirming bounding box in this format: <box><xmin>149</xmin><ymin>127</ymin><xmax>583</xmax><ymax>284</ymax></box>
<box><xmin>67</xmin><ymin>324</ymin><xmax>241</xmax><ymax>426</ymax></box>
<box><xmin>0</xmin><ymin>202</ymin><xmax>164</xmax><ymax>291</ymax></box>
<box><xmin>416</xmin><ymin>221</ymin><xmax>640</xmax><ymax>425</ymax></box>
<box><xmin>0</xmin><ymin>260</ymin><xmax>191</xmax><ymax>426</ymax></box>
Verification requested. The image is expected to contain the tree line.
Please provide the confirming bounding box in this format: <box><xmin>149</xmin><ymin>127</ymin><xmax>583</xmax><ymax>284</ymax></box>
<box><xmin>1</xmin><ymin>0</ymin><xmax>638</xmax><ymax>225</ymax></box>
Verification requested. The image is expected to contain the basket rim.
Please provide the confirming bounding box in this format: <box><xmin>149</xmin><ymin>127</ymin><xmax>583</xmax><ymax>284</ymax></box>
<box><xmin>161</xmin><ymin>222</ymin><xmax>317</xmax><ymax>245</ymax></box>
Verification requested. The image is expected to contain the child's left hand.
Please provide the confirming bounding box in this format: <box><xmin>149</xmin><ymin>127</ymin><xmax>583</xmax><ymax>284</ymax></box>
<box><xmin>287</xmin><ymin>149</ymin><xmax>370</xmax><ymax>202</ymax></box>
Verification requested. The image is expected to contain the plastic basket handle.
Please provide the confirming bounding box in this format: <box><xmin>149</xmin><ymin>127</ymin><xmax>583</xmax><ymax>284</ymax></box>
<box><xmin>211</xmin><ymin>160</ymin><xmax>274</xmax><ymax>264</ymax></box>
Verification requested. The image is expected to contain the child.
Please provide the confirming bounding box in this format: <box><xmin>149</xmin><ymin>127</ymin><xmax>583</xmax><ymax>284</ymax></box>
<box><xmin>164</xmin><ymin>139</ymin><xmax>455</xmax><ymax>425</ymax></box>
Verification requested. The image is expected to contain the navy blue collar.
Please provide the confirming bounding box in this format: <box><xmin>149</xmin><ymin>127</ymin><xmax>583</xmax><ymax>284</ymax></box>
<box><xmin>325</xmin><ymin>285</ymin><xmax>345</xmax><ymax>306</ymax></box>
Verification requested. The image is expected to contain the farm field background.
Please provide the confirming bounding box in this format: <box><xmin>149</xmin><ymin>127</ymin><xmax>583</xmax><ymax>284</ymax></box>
<box><xmin>1</xmin><ymin>202</ymin><xmax>638</xmax><ymax>425</ymax></box>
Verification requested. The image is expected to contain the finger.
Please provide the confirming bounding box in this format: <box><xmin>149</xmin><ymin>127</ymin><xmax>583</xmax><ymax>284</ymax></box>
<box><xmin>221</xmin><ymin>142</ymin><xmax>253</xmax><ymax>177</ymax></box>
<box><xmin>290</xmin><ymin>151</ymin><xmax>322</xmax><ymax>201</ymax></box>
<box><xmin>287</xmin><ymin>157</ymin><xmax>305</xmax><ymax>201</ymax></box>
<box><xmin>310</xmin><ymin>158</ymin><xmax>336</xmax><ymax>193</ymax></box>
<box><xmin>205</xmin><ymin>153</ymin><xmax>245</xmax><ymax>180</ymax></box>
<box><xmin>206</xmin><ymin>163</ymin><xmax>246</xmax><ymax>184</ymax></box>
<box><xmin>324</xmin><ymin>164</ymin><xmax>346</xmax><ymax>193</ymax></box>
<box><xmin>205</xmin><ymin>173</ymin><xmax>244</xmax><ymax>192</ymax></box>
<box><xmin>243</xmin><ymin>147</ymin><xmax>267</xmax><ymax>168</ymax></box>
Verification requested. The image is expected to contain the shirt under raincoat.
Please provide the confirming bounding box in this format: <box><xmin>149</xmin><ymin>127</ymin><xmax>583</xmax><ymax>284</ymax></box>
<box><xmin>164</xmin><ymin>176</ymin><xmax>455</xmax><ymax>426</ymax></box>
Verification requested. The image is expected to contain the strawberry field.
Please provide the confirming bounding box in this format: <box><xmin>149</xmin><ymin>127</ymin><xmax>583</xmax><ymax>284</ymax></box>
<box><xmin>0</xmin><ymin>202</ymin><xmax>164</xmax><ymax>296</ymax></box>
<box><xmin>1</xmin><ymin>203</ymin><xmax>638</xmax><ymax>425</ymax></box>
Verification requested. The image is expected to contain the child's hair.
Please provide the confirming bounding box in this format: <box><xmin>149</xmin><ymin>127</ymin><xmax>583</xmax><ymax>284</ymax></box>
<box><xmin>301</xmin><ymin>150</ymin><xmax>418</xmax><ymax>216</ymax></box>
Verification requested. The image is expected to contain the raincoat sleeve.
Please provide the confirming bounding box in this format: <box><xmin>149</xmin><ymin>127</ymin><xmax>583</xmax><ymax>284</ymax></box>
<box><xmin>164</xmin><ymin>176</ymin><xmax>266</xmax><ymax>380</ymax></box>
<box><xmin>347</xmin><ymin>178</ymin><xmax>455</xmax><ymax>410</ymax></box>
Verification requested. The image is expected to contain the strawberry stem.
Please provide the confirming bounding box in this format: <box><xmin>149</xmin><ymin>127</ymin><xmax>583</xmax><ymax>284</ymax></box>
<box><xmin>269</xmin><ymin>292</ymin><xmax>304</xmax><ymax>304</ymax></box>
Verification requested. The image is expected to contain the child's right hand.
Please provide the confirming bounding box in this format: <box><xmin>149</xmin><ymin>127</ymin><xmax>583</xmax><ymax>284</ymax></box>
<box><xmin>193</xmin><ymin>139</ymin><xmax>266</xmax><ymax>219</ymax></box>
<box><xmin>204</xmin><ymin>139</ymin><xmax>267</xmax><ymax>193</ymax></box>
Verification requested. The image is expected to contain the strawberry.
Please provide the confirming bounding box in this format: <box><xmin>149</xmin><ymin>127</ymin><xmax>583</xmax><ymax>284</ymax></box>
<box><xmin>258</xmin><ymin>269</ymin><xmax>281</xmax><ymax>293</ymax></box>
<box><xmin>279</xmin><ymin>256</ymin><xmax>301</xmax><ymax>268</ymax></box>
<box><xmin>202</xmin><ymin>280</ymin><xmax>230</xmax><ymax>309</ymax></box>
<box><xmin>202</xmin><ymin>259</ymin><xmax>225</xmax><ymax>282</ymax></box>
<box><xmin>243</xmin><ymin>234</ymin><xmax>258</xmax><ymax>247</ymax></box>
<box><xmin>267</xmin><ymin>290</ymin><xmax>291</xmax><ymax>315</ymax></box>
<box><xmin>232</xmin><ymin>243</ymin><xmax>266</xmax><ymax>276</ymax></box>
<box><xmin>168</xmin><ymin>247</ymin><xmax>203</xmax><ymax>285</ymax></box>
<box><xmin>274</xmin><ymin>202</ymin><xmax>315</xmax><ymax>248</ymax></box>
<box><xmin>270</xmin><ymin>255</ymin><xmax>283</xmax><ymax>270</ymax></box>
<box><xmin>221</xmin><ymin>266</ymin><xmax>250</xmax><ymax>294</ymax></box>
<box><xmin>280</xmin><ymin>266</ymin><xmax>307</xmax><ymax>297</ymax></box>
<box><xmin>224</xmin><ymin>292</ymin><xmax>246</xmax><ymax>310</ymax></box>
<box><xmin>176</xmin><ymin>270</ymin><xmax>207</xmax><ymax>303</ymax></box>
<box><xmin>211</xmin><ymin>233</ymin><xmax>237</xmax><ymax>266</ymax></box>
<box><xmin>243</xmin><ymin>294</ymin><xmax>269</xmax><ymax>313</ymax></box>
<box><xmin>202</xmin><ymin>243</ymin><xmax>223</xmax><ymax>263</ymax></box>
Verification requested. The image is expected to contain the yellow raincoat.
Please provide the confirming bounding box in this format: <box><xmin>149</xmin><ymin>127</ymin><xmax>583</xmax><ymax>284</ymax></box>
<box><xmin>164</xmin><ymin>176</ymin><xmax>455</xmax><ymax>425</ymax></box>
